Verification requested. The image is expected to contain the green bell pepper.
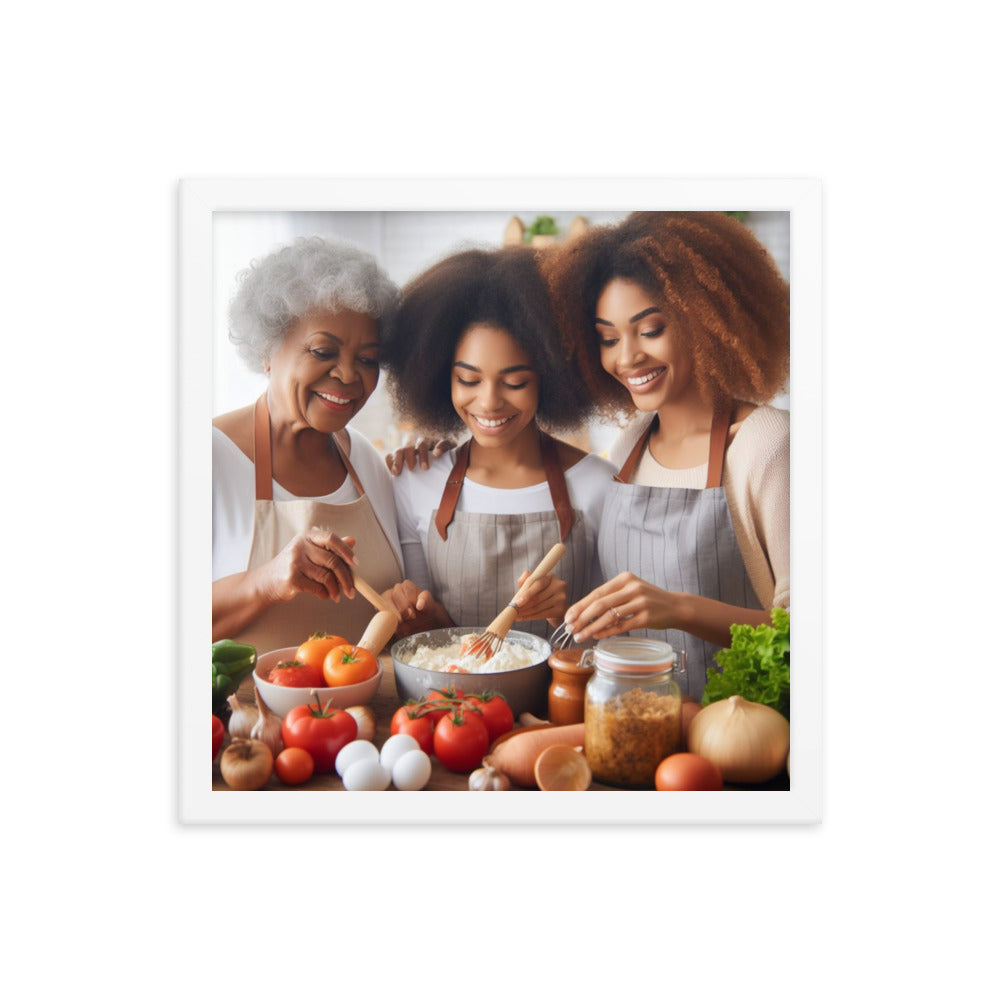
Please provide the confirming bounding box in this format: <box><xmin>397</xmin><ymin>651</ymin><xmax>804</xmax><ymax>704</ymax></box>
<box><xmin>211</xmin><ymin>639</ymin><xmax>257</xmax><ymax>715</ymax></box>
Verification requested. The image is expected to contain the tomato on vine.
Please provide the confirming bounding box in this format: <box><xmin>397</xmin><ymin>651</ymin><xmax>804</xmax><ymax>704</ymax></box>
<box><xmin>390</xmin><ymin>704</ymin><xmax>436</xmax><ymax>756</ymax></box>
<box><xmin>463</xmin><ymin>692</ymin><xmax>514</xmax><ymax>742</ymax></box>
<box><xmin>433</xmin><ymin>708</ymin><xmax>490</xmax><ymax>773</ymax></box>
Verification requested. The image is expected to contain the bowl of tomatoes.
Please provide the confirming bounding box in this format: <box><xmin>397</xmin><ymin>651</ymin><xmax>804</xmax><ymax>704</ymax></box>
<box><xmin>390</xmin><ymin>627</ymin><xmax>552</xmax><ymax>719</ymax></box>
<box><xmin>252</xmin><ymin>633</ymin><xmax>383</xmax><ymax>717</ymax></box>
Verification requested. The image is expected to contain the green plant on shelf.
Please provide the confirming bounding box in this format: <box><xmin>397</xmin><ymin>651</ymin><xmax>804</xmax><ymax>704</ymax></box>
<box><xmin>524</xmin><ymin>215</ymin><xmax>558</xmax><ymax>241</ymax></box>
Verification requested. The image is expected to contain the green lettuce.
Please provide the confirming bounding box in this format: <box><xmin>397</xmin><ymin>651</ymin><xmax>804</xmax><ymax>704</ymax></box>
<box><xmin>702</xmin><ymin>608</ymin><xmax>790</xmax><ymax>719</ymax></box>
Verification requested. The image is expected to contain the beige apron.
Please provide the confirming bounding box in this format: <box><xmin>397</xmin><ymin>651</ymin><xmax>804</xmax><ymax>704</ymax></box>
<box><xmin>427</xmin><ymin>434</ymin><xmax>590</xmax><ymax>639</ymax></box>
<box><xmin>235</xmin><ymin>395</ymin><xmax>403</xmax><ymax>652</ymax></box>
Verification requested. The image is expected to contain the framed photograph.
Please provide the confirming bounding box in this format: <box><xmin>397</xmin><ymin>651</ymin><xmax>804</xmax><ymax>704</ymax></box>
<box><xmin>179</xmin><ymin>177</ymin><xmax>821</xmax><ymax>825</ymax></box>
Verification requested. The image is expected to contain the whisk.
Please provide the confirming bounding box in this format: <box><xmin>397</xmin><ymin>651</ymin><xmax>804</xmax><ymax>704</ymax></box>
<box><xmin>461</xmin><ymin>542</ymin><xmax>567</xmax><ymax>664</ymax></box>
<box><xmin>549</xmin><ymin>619</ymin><xmax>576</xmax><ymax>650</ymax></box>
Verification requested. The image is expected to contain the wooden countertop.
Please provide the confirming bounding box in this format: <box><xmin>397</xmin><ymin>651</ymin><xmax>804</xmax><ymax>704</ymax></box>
<box><xmin>211</xmin><ymin>655</ymin><xmax>789</xmax><ymax>793</ymax></box>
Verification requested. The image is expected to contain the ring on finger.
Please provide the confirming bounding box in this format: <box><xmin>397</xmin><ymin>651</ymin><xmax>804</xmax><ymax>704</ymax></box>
<box><xmin>610</xmin><ymin>606</ymin><xmax>623</xmax><ymax>624</ymax></box>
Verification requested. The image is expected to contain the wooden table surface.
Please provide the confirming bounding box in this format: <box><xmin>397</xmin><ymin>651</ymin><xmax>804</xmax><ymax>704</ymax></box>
<box><xmin>211</xmin><ymin>655</ymin><xmax>789</xmax><ymax>793</ymax></box>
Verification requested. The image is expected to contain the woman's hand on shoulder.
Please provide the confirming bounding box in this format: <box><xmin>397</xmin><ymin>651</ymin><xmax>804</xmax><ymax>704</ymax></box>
<box><xmin>382</xmin><ymin>580</ymin><xmax>453</xmax><ymax>636</ymax></box>
<box><xmin>251</xmin><ymin>529</ymin><xmax>358</xmax><ymax>605</ymax></box>
<box><xmin>562</xmin><ymin>572</ymin><xmax>676</xmax><ymax>642</ymax></box>
<box><xmin>385</xmin><ymin>436</ymin><xmax>455</xmax><ymax>475</ymax></box>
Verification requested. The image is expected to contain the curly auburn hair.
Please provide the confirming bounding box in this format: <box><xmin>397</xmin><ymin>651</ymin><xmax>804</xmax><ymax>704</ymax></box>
<box><xmin>542</xmin><ymin>212</ymin><xmax>790</xmax><ymax>417</ymax></box>
<box><xmin>381</xmin><ymin>244</ymin><xmax>596</xmax><ymax>436</ymax></box>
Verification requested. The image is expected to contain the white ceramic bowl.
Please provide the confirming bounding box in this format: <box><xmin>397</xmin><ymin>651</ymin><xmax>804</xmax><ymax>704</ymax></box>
<box><xmin>390</xmin><ymin>627</ymin><xmax>552</xmax><ymax>719</ymax></box>
<box><xmin>252</xmin><ymin>646</ymin><xmax>383</xmax><ymax>717</ymax></box>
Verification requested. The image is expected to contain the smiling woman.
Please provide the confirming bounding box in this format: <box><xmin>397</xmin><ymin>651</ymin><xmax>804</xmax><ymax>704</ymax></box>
<box><xmin>211</xmin><ymin>236</ymin><xmax>404</xmax><ymax>650</ymax></box>
<box><xmin>543</xmin><ymin>212</ymin><xmax>790</xmax><ymax>699</ymax></box>
<box><xmin>378</xmin><ymin>245</ymin><xmax>615</xmax><ymax>638</ymax></box>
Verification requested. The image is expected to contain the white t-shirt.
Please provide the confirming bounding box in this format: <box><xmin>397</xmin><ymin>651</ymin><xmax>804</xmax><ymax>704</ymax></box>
<box><xmin>212</xmin><ymin>425</ymin><xmax>402</xmax><ymax>581</ymax></box>
<box><xmin>392</xmin><ymin>446</ymin><xmax>615</xmax><ymax>595</ymax></box>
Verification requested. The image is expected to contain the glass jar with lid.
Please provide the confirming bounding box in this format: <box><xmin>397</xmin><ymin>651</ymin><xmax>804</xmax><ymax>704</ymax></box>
<box><xmin>582</xmin><ymin>637</ymin><xmax>684</xmax><ymax>788</ymax></box>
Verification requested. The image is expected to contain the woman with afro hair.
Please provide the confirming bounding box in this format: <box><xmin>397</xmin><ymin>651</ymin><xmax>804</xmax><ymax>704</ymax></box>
<box><xmin>544</xmin><ymin>212</ymin><xmax>790</xmax><ymax>699</ymax></box>
<box><xmin>379</xmin><ymin>244</ymin><xmax>615</xmax><ymax>638</ymax></box>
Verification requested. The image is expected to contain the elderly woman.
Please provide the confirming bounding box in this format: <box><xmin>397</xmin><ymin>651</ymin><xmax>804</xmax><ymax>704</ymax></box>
<box><xmin>379</xmin><ymin>245</ymin><xmax>615</xmax><ymax>638</ymax></box>
<box><xmin>544</xmin><ymin>212</ymin><xmax>790</xmax><ymax>699</ymax></box>
<box><xmin>212</xmin><ymin>236</ymin><xmax>403</xmax><ymax>649</ymax></box>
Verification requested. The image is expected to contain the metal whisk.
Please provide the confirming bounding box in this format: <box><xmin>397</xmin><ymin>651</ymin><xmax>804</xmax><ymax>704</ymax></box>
<box><xmin>548</xmin><ymin>620</ymin><xmax>576</xmax><ymax>650</ymax></box>
<box><xmin>462</xmin><ymin>543</ymin><xmax>567</xmax><ymax>664</ymax></box>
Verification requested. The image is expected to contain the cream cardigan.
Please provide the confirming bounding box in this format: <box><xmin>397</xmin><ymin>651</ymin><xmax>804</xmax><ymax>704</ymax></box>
<box><xmin>607</xmin><ymin>405</ymin><xmax>790</xmax><ymax>610</ymax></box>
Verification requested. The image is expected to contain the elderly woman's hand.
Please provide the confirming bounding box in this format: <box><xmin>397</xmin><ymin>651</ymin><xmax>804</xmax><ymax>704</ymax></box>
<box><xmin>512</xmin><ymin>570</ymin><xmax>568</xmax><ymax>625</ymax></box>
<box><xmin>253</xmin><ymin>529</ymin><xmax>359</xmax><ymax>605</ymax></box>
<box><xmin>382</xmin><ymin>580</ymin><xmax>453</xmax><ymax>637</ymax></box>
<box><xmin>385</xmin><ymin>436</ymin><xmax>455</xmax><ymax>475</ymax></box>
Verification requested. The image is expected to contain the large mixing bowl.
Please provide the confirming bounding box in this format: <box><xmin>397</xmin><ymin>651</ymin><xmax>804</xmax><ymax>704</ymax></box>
<box><xmin>391</xmin><ymin>627</ymin><xmax>552</xmax><ymax>719</ymax></box>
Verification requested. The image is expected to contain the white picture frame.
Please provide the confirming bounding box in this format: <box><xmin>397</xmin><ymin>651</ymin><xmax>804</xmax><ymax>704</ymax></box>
<box><xmin>179</xmin><ymin>177</ymin><xmax>822</xmax><ymax>825</ymax></box>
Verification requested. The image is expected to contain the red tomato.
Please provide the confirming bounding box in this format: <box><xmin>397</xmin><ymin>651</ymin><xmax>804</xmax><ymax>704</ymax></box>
<box><xmin>654</xmin><ymin>752</ymin><xmax>724</xmax><ymax>791</ymax></box>
<box><xmin>274</xmin><ymin>746</ymin><xmax>315</xmax><ymax>785</ymax></box>
<box><xmin>267</xmin><ymin>658</ymin><xmax>325</xmax><ymax>688</ymax></box>
<box><xmin>281</xmin><ymin>697</ymin><xmax>358</xmax><ymax>773</ymax></box>
<box><xmin>390</xmin><ymin>705</ymin><xmax>436</xmax><ymax>755</ymax></box>
<box><xmin>433</xmin><ymin>708</ymin><xmax>490</xmax><ymax>773</ymax></box>
<box><xmin>423</xmin><ymin>685</ymin><xmax>465</xmax><ymax>725</ymax></box>
<box><xmin>296</xmin><ymin>633</ymin><xmax>349</xmax><ymax>672</ymax></box>
<box><xmin>463</xmin><ymin>693</ymin><xmax>514</xmax><ymax>742</ymax></box>
<box><xmin>323</xmin><ymin>644</ymin><xmax>378</xmax><ymax>687</ymax></box>
<box><xmin>212</xmin><ymin>715</ymin><xmax>225</xmax><ymax>759</ymax></box>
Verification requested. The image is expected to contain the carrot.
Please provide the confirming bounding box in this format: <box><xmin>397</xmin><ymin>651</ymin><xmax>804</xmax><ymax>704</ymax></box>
<box><xmin>484</xmin><ymin>724</ymin><xmax>586</xmax><ymax>788</ymax></box>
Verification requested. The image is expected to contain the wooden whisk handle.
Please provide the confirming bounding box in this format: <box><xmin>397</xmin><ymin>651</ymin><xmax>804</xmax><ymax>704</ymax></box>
<box><xmin>511</xmin><ymin>542</ymin><xmax>567</xmax><ymax>608</ymax></box>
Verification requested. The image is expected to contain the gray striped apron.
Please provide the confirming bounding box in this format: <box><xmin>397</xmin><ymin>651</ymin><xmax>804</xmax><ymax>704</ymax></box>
<box><xmin>427</xmin><ymin>435</ymin><xmax>591</xmax><ymax>639</ymax></box>
<box><xmin>597</xmin><ymin>409</ymin><xmax>761</xmax><ymax>698</ymax></box>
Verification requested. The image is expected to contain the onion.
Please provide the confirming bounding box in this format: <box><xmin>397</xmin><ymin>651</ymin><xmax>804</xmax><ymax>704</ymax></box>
<box><xmin>686</xmin><ymin>695</ymin><xmax>790</xmax><ymax>784</ymax></box>
<box><xmin>344</xmin><ymin>705</ymin><xmax>376</xmax><ymax>743</ymax></box>
<box><xmin>219</xmin><ymin>739</ymin><xmax>274</xmax><ymax>790</ymax></box>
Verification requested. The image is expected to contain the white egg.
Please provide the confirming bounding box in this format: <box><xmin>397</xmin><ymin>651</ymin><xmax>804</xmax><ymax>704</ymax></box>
<box><xmin>342</xmin><ymin>758</ymin><xmax>392</xmax><ymax>791</ymax></box>
<box><xmin>380</xmin><ymin>733</ymin><xmax>420</xmax><ymax>772</ymax></box>
<box><xmin>335</xmin><ymin>740</ymin><xmax>379</xmax><ymax>778</ymax></box>
<box><xmin>392</xmin><ymin>749</ymin><xmax>432</xmax><ymax>791</ymax></box>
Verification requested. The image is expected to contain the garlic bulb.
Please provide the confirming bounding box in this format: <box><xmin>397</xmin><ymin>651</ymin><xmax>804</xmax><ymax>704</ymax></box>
<box><xmin>250</xmin><ymin>687</ymin><xmax>284</xmax><ymax>757</ymax></box>
<box><xmin>469</xmin><ymin>764</ymin><xmax>511</xmax><ymax>791</ymax></box>
<box><xmin>227</xmin><ymin>694</ymin><xmax>257</xmax><ymax>741</ymax></box>
<box><xmin>686</xmin><ymin>695</ymin><xmax>790</xmax><ymax>784</ymax></box>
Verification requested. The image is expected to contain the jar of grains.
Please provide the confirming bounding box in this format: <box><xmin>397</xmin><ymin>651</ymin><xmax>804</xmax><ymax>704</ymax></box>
<box><xmin>582</xmin><ymin>638</ymin><xmax>683</xmax><ymax>788</ymax></box>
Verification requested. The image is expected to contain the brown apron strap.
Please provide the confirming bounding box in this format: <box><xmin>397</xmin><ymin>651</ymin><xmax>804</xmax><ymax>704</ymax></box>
<box><xmin>615</xmin><ymin>407</ymin><xmax>735</xmax><ymax>487</ymax></box>
<box><xmin>434</xmin><ymin>439</ymin><xmax>472</xmax><ymax>540</ymax></box>
<box><xmin>253</xmin><ymin>394</ymin><xmax>366</xmax><ymax>501</ymax></box>
<box><xmin>434</xmin><ymin>434</ymin><xmax>574</xmax><ymax>541</ymax></box>
<box><xmin>253</xmin><ymin>394</ymin><xmax>273</xmax><ymax>501</ymax></box>
<box><xmin>614</xmin><ymin>420</ymin><xmax>656</xmax><ymax>485</ymax></box>
<box><xmin>705</xmin><ymin>404</ymin><xmax>734</xmax><ymax>489</ymax></box>
<box><xmin>540</xmin><ymin>433</ymin><xmax>574</xmax><ymax>541</ymax></box>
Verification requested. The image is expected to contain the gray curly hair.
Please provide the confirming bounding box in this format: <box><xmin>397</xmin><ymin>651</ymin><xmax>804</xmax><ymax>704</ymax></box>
<box><xmin>228</xmin><ymin>235</ymin><xmax>399</xmax><ymax>373</ymax></box>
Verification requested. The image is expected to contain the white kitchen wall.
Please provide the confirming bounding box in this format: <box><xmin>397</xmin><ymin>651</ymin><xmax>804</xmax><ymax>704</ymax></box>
<box><xmin>213</xmin><ymin>210</ymin><xmax>790</xmax><ymax>454</ymax></box>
